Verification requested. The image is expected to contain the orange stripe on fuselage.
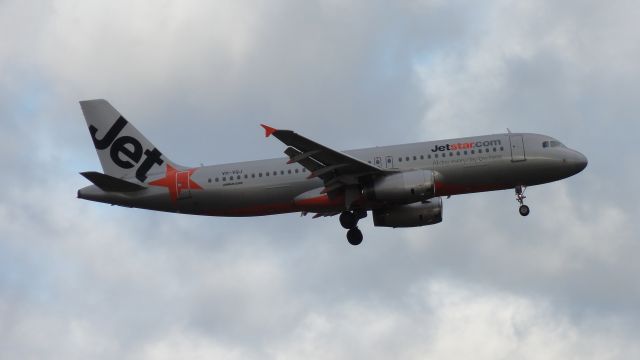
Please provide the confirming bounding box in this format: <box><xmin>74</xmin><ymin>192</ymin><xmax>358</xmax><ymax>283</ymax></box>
<box><xmin>294</xmin><ymin>193</ymin><xmax>345</xmax><ymax>209</ymax></box>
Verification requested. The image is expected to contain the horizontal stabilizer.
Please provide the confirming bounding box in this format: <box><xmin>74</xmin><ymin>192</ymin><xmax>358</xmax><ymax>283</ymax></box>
<box><xmin>80</xmin><ymin>171</ymin><xmax>147</xmax><ymax>192</ymax></box>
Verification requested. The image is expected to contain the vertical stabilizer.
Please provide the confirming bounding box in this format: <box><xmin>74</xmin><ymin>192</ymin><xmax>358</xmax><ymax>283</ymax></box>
<box><xmin>80</xmin><ymin>99</ymin><xmax>180</xmax><ymax>183</ymax></box>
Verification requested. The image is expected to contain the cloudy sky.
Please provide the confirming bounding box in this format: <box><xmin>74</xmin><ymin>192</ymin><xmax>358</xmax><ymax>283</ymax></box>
<box><xmin>1</xmin><ymin>0</ymin><xmax>639</xmax><ymax>358</ymax></box>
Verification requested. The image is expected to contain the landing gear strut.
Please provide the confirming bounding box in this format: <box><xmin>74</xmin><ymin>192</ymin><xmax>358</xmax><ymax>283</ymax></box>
<box><xmin>515</xmin><ymin>185</ymin><xmax>530</xmax><ymax>216</ymax></box>
<box><xmin>340</xmin><ymin>210</ymin><xmax>366</xmax><ymax>245</ymax></box>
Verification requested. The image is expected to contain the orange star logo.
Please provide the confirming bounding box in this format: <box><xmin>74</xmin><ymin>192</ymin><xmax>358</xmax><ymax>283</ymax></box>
<box><xmin>149</xmin><ymin>164</ymin><xmax>203</xmax><ymax>202</ymax></box>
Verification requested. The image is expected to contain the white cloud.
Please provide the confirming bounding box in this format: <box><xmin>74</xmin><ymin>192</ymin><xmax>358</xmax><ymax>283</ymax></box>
<box><xmin>267</xmin><ymin>280</ymin><xmax>637</xmax><ymax>360</ymax></box>
<box><xmin>130</xmin><ymin>329</ymin><xmax>250</xmax><ymax>360</ymax></box>
<box><xmin>416</xmin><ymin>0</ymin><xmax>640</xmax><ymax>139</ymax></box>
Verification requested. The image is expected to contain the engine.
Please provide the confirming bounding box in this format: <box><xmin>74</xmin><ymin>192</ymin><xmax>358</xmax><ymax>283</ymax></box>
<box><xmin>372</xmin><ymin>197</ymin><xmax>443</xmax><ymax>228</ymax></box>
<box><xmin>362</xmin><ymin>170</ymin><xmax>435</xmax><ymax>203</ymax></box>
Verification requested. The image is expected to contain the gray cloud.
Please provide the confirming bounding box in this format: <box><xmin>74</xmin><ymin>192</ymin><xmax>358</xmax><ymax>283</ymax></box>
<box><xmin>1</xmin><ymin>0</ymin><xmax>639</xmax><ymax>359</ymax></box>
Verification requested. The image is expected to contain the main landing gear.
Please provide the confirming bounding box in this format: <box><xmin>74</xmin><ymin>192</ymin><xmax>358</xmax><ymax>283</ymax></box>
<box><xmin>515</xmin><ymin>185</ymin><xmax>530</xmax><ymax>216</ymax></box>
<box><xmin>340</xmin><ymin>210</ymin><xmax>366</xmax><ymax>245</ymax></box>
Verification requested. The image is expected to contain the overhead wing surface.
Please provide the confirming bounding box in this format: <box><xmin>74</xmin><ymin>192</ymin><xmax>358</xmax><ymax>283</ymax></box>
<box><xmin>261</xmin><ymin>124</ymin><xmax>391</xmax><ymax>191</ymax></box>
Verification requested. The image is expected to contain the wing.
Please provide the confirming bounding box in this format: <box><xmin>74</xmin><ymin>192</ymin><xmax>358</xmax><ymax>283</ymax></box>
<box><xmin>261</xmin><ymin>124</ymin><xmax>391</xmax><ymax>192</ymax></box>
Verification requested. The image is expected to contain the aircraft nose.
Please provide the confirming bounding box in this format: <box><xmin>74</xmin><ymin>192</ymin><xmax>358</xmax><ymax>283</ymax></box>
<box><xmin>578</xmin><ymin>152</ymin><xmax>588</xmax><ymax>170</ymax></box>
<box><xmin>566</xmin><ymin>150</ymin><xmax>588</xmax><ymax>174</ymax></box>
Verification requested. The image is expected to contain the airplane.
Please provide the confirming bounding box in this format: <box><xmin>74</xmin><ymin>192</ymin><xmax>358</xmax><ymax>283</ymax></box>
<box><xmin>77</xmin><ymin>99</ymin><xmax>588</xmax><ymax>245</ymax></box>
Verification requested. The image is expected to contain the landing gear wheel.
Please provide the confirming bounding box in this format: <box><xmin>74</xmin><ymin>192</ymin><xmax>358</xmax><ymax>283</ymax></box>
<box><xmin>515</xmin><ymin>186</ymin><xmax>530</xmax><ymax>216</ymax></box>
<box><xmin>340</xmin><ymin>211</ymin><xmax>357</xmax><ymax>229</ymax></box>
<box><xmin>346</xmin><ymin>227</ymin><xmax>363</xmax><ymax>246</ymax></box>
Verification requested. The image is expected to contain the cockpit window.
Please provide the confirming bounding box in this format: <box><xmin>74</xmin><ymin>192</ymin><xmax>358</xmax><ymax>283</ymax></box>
<box><xmin>543</xmin><ymin>140</ymin><xmax>566</xmax><ymax>148</ymax></box>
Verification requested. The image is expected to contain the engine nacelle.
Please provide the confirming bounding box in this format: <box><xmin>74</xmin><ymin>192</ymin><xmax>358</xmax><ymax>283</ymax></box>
<box><xmin>363</xmin><ymin>170</ymin><xmax>435</xmax><ymax>203</ymax></box>
<box><xmin>372</xmin><ymin>197</ymin><xmax>443</xmax><ymax>228</ymax></box>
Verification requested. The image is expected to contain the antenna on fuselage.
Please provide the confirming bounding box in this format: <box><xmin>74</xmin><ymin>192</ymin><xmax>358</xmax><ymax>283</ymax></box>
<box><xmin>507</xmin><ymin>128</ymin><xmax>512</xmax><ymax>133</ymax></box>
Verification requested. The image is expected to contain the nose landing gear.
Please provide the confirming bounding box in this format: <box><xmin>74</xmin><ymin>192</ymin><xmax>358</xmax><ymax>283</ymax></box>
<box><xmin>340</xmin><ymin>210</ymin><xmax>367</xmax><ymax>245</ymax></box>
<box><xmin>515</xmin><ymin>185</ymin><xmax>530</xmax><ymax>216</ymax></box>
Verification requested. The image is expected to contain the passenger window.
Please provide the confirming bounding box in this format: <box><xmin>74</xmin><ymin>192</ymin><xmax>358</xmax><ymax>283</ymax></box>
<box><xmin>478</xmin><ymin>149</ymin><xmax>482</xmax><ymax>153</ymax></box>
<box><xmin>281</xmin><ymin>170</ymin><xmax>284</xmax><ymax>175</ymax></box>
<box><xmin>449</xmin><ymin>152</ymin><xmax>453</xmax><ymax>157</ymax></box>
<box><xmin>456</xmin><ymin>151</ymin><xmax>460</xmax><ymax>156</ymax></box>
<box><xmin>302</xmin><ymin>168</ymin><xmax>306</xmax><ymax>172</ymax></box>
<box><xmin>435</xmin><ymin>154</ymin><xmax>438</xmax><ymax>158</ymax></box>
<box><xmin>273</xmin><ymin>171</ymin><xmax>277</xmax><ymax>176</ymax></box>
<box><xmin>413</xmin><ymin>156</ymin><xmax>417</xmax><ymax>161</ymax></box>
<box><xmin>493</xmin><ymin>147</ymin><xmax>497</xmax><ymax>152</ymax></box>
<box><xmin>464</xmin><ymin>150</ymin><xmax>468</xmax><ymax>155</ymax></box>
<box><xmin>251</xmin><ymin>174</ymin><xmax>255</xmax><ymax>178</ymax></box>
<box><xmin>398</xmin><ymin>157</ymin><xmax>402</xmax><ymax>162</ymax></box>
<box><xmin>259</xmin><ymin>173</ymin><xmax>262</xmax><ymax>177</ymax></box>
<box><xmin>500</xmin><ymin>146</ymin><xmax>504</xmax><ymax>151</ymax></box>
<box><xmin>223</xmin><ymin>177</ymin><xmax>226</xmax><ymax>181</ymax></box>
<box><xmin>471</xmin><ymin>150</ymin><xmax>475</xmax><ymax>154</ymax></box>
<box><xmin>442</xmin><ymin>153</ymin><xmax>446</xmax><ymax>158</ymax></box>
<box><xmin>244</xmin><ymin>174</ymin><xmax>248</xmax><ymax>179</ymax></box>
<box><xmin>208</xmin><ymin>178</ymin><xmax>211</xmax><ymax>183</ymax></box>
<box><xmin>405</xmin><ymin>156</ymin><xmax>410</xmax><ymax>161</ymax></box>
<box><xmin>420</xmin><ymin>155</ymin><xmax>424</xmax><ymax>160</ymax></box>
<box><xmin>295</xmin><ymin>169</ymin><xmax>299</xmax><ymax>173</ymax></box>
<box><xmin>215</xmin><ymin>178</ymin><xmax>219</xmax><ymax>182</ymax></box>
<box><xmin>288</xmin><ymin>169</ymin><xmax>292</xmax><ymax>174</ymax></box>
<box><xmin>428</xmin><ymin>154</ymin><xmax>431</xmax><ymax>159</ymax></box>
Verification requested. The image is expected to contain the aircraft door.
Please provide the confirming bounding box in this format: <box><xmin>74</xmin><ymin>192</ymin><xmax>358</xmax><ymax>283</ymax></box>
<box><xmin>509</xmin><ymin>135</ymin><xmax>526</xmax><ymax>162</ymax></box>
<box><xmin>176</xmin><ymin>171</ymin><xmax>192</xmax><ymax>199</ymax></box>
<box><xmin>385</xmin><ymin>156</ymin><xmax>394</xmax><ymax>169</ymax></box>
